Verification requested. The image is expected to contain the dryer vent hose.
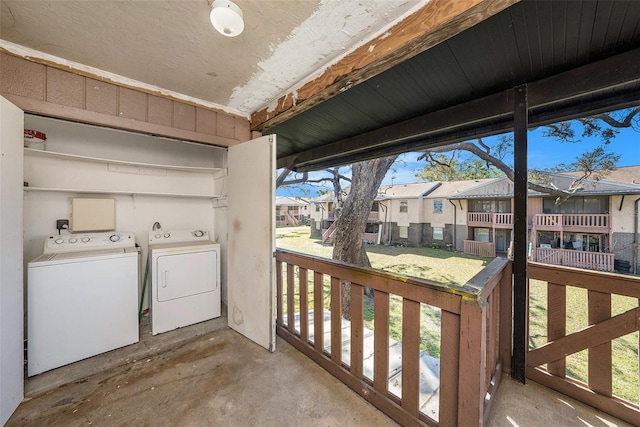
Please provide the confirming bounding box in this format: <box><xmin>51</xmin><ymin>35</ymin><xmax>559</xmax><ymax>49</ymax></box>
<box><xmin>138</xmin><ymin>254</ymin><xmax>150</xmax><ymax>323</ymax></box>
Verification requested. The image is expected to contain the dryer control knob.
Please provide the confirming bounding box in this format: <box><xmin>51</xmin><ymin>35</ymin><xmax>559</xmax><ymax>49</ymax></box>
<box><xmin>163</xmin><ymin>233</ymin><xmax>171</xmax><ymax>238</ymax></box>
<box><xmin>155</xmin><ymin>233</ymin><xmax>162</xmax><ymax>239</ymax></box>
<box><xmin>81</xmin><ymin>237</ymin><xmax>90</xmax><ymax>243</ymax></box>
<box><xmin>194</xmin><ymin>230</ymin><xmax>204</xmax><ymax>237</ymax></box>
<box><xmin>109</xmin><ymin>234</ymin><xmax>121</xmax><ymax>242</ymax></box>
<box><xmin>54</xmin><ymin>237</ymin><xmax>64</xmax><ymax>244</ymax></box>
<box><xmin>69</xmin><ymin>238</ymin><xmax>77</xmax><ymax>243</ymax></box>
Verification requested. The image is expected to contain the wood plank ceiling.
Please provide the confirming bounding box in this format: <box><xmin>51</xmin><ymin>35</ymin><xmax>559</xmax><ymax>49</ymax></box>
<box><xmin>267</xmin><ymin>0</ymin><xmax>640</xmax><ymax>171</ymax></box>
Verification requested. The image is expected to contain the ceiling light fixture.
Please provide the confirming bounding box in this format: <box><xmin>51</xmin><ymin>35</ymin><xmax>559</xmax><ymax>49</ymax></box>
<box><xmin>210</xmin><ymin>0</ymin><xmax>244</xmax><ymax>37</ymax></box>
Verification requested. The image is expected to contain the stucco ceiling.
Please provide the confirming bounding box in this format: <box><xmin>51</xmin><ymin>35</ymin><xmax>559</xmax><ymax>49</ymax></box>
<box><xmin>0</xmin><ymin>0</ymin><xmax>422</xmax><ymax>117</ymax></box>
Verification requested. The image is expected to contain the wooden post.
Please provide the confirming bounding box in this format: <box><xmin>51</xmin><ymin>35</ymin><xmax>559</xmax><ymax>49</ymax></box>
<box><xmin>512</xmin><ymin>84</ymin><xmax>529</xmax><ymax>383</ymax></box>
<box><xmin>458</xmin><ymin>298</ymin><xmax>487</xmax><ymax>426</ymax></box>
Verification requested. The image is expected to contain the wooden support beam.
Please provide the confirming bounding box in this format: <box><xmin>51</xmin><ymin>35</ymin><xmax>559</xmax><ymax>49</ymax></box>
<box><xmin>252</xmin><ymin>0</ymin><xmax>517</xmax><ymax>132</ymax></box>
<box><xmin>512</xmin><ymin>84</ymin><xmax>528</xmax><ymax>383</ymax></box>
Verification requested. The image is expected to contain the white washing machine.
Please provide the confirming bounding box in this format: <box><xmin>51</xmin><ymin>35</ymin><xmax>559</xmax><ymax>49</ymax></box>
<box><xmin>149</xmin><ymin>230</ymin><xmax>221</xmax><ymax>335</ymax></box>
<box><xmin>27</xmin><ymin>232</ymin><xmax>139</xmax><ymax>376</ymax></box>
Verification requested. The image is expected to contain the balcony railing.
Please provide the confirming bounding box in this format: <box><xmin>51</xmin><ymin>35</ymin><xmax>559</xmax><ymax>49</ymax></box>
<box><xmin>534</xmin><ymin>214</ymin><xmax>610</xmax><ymax>232</ymax></box>
<box><xmin>467</xmin><ymin>212</ymin><xmax>513</xmax><ymax>229</ymax></box>
<box><xmin>464</xmin><ymin>240</ymin><xmax>496</xmax><ymax>257</ymax></box>
<box><xmin>327</xmin><ymin>211</ymin><xmax>379</xmax><ymax>221</ymax></box>
<box><xmin>534</xmin><ymin>248</ymin><xmax>614</xmax><ymax>271</ymax></box>
<box><xmin>275</xmin><ymin>249</ymin><xmax>512</xmax><ymax>426</ymax></box>
<box><xmin>527</xmin><ymin>263</ymin><xmax>640</xmax><ymax>425</ymax></box>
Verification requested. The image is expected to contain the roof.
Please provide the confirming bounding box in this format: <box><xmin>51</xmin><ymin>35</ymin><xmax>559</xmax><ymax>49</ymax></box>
<box><xmin>564</xmin><ymin>166</ymin><xmax>640</xmax><ymax>186</ymax></box>
<box><xmin>423</xmin><ymin>178</ymin><xmax>499</xmax><ymax>198</ymax></box>
<box><xmin>377</xmin><ymin>182</ymin><xmax>441</xmax><ymax>200</ymax></box>
<box><xmin>449</xmin><ymin>173</ymin><xmax>640</xmax><ymax>199</ymax></box>
<box><xmin>275</xmin><ymin>196</ymin><xmax>309</xmax><ymax>207</ymax></box>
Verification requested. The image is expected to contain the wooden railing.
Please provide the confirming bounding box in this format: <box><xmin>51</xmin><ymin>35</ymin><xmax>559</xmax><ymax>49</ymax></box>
<box><xmin>534</xmin><ymin>214</ymin><xmax>563</xmax><ymax>229</ymax></box>
<box><xmin>534</xmin><ymin>214</ymin><xmax>610</xmax><ymax>231</ymax></box>
<box><xmin>467</xmin><ymin>213</ymin><xmax>513</xmax><ymax>228</ymax></box>
<box><xmin>527</xmin><ymin>263</ymin><xmax>640</xmax><ymax>425</ymax></box>
<box><xmin>534</xmin><ymin>248</ymin><xmax>614</xmax><ymax>271</ymax></box>
<box><xmin>275</xmin><ymin>249</ymin><xmax>512</xmax><ymax>426</ymax></box>
<box><xmin>327</xmin><ymin>210</ymin><xmax>379</xmax><ymax>221</ymax></box>
<box><xmin>322</xmin><ymin>221</ymin><xmax>338</xmax><ymax>245</ymax></box>
<box><xmin>464</xmin><ymin>240</ymin><xmax>496</xmax><ymax>257</ymax></box>
<box><xmin>467</xmin><ymin>212</ymin><xmax>494</xmax><ymax>226</ymax></box>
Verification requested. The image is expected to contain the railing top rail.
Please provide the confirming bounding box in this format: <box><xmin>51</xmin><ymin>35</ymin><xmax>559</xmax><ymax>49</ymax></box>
<box><xmin>529</xmin><ymin>261</ymin><xmax>640</xmax><ymax>298</ymax></box>
<box><xmin>276</xmin><ymin>248</ymin><xmax>510</xmax><ymax>304</ymax></box>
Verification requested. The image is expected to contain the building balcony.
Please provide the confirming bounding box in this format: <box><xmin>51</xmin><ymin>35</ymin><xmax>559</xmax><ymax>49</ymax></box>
<box><xmin>533</xmin><ymin>247</ymin><xmax>614</xmax><ymax>271</ymax></box>
<box><xmin>327</xmin><ymin>211</ymin><xmax>379</xmax><ymax>221</ymax></box>
<box><xmin>467</xmin><ymin>212</ymin><xmax>513</xmax><ymax>229</ymax></box>
<box><xmin>534</xmin><ymin>213</ymin><xmax>610</xmax><ymax>232</ymax></box>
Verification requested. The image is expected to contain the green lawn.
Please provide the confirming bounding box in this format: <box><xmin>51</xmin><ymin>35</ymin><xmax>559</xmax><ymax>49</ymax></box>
<box><xmin>277</xmin><ymin>226</ymin><xmax>639</xmax><ymax>404</ymax></box>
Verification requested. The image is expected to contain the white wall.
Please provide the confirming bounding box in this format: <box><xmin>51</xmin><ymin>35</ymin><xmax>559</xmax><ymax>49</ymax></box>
<box><xmin>22</xmin><ymin>115</ymin><xmax>228</xmax><ymax>308</ymax></box>
<box><xmin>611</xmin><ymin>195</ymin><xmax>639</xmax><ymax>233</ymax></box>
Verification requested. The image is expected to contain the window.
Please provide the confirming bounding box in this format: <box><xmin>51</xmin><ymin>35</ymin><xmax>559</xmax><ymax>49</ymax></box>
<box><xmin>399</xmin><ymin>226</ymin><xmax>408</xmax><ymax>238</ymax></box>
<box><xmin>315</xmin><ymin>205</ymin><xmax>320</xmax><ymax>212</ymax></box>
<box><xmin>371</xmin><ymin>201</ymin><xmax>379</xmax><ymax>212</ymax></box>
<box><xmin>399</xmin><ymin>200</ymin><xmax>408</xmax><ymax>213</ymax></box>
<box><xmin>315</xmin><ymin>222</ymin><xmax>321</xmax><ymax>231</ymax></box>
<box><xmin>433</xmin><ymin>227</ymin><xmax>443</xmax><ymax>240</ymax></box>
<box><xmin>433</xmin><ymin>199</ymin><xmax>443</xmax><ymax>213</ymax></box>
<box><xmin>288</xmin><ymin>206</ymin><xmax>297</xmax><ymax>211</ymax></box>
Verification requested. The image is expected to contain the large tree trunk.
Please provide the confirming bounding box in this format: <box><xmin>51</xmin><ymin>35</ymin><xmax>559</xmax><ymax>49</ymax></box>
<box><xmin>332</xmin><ymin>156</ymin><xmax>397</xmax><ymax>319</ymax></box>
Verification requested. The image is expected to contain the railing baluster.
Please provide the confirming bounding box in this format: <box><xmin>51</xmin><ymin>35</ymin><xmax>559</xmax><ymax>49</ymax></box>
<box><xmin>547</xmin><ymin>282</ymin><xmax>566</xmax><ymax>377</ymax></box>
<box><xmin>588</xmin><ymin>290</ymin><xmax>612</xmax><ymax>396</ymax></box>
<box><xmin>287</xmin><ymin>263</ymin><xmax>295</xmax><ymax>333</ymax></box>
<box><xmin>440</xmin><ymin>311</ymin><xmax>460</xmax><ymax>426</ymax></box>
<box><xmin>402</xmin><ymin>298</ymin><xmax>420</xmax><ymax>416</ymax></box>
<box><xmin>314</xmin><ymin>271</ymin><xmax>324</xmax><ymax>353</ymax></box>
<box><xmin>373</xmin><ymin>290</ymin><xmax>390</xmax><ymax>393</ymax></box>
<box><xmin>350</xmin><ymin>283</ymin><xmax>364</xmax><ymax>379</ymax></box>
<box><xmin>299</xmin><ymin>267</ymin><xmax>309</xmax><ymax>342</ymax></box>
<box><xmin>330</xmin><ymin>277</ymin><xmax>342</xmax><ymax>364</ymax></box>
<box><xmin>276</xmin><ymin>260</ymin><xmax>283</xmax><ymax>327</ymax></box>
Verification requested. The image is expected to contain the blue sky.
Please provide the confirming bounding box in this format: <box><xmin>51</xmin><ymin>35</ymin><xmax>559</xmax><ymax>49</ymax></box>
<box><xmin>277</xmin><ymin>120</ymin><xmax>638</xmax><ymax>198</ymax></box>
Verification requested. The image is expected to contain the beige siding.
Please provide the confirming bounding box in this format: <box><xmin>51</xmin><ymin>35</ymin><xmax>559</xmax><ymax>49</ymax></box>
<box><xmin>610</xmin><ymin>195</ymin><xmax>636</xmax><ymax>233</ymax></box>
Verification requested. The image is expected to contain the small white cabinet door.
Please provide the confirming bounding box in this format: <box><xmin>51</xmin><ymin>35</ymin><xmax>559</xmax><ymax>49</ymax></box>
<box><xmin>0</xmin><ymin>96</ymin><xmax>24</xmax><ymax>424</ymax></box>
<box><xmin>227</xmin><ymin>135</ymin><xmax>276</xmax><ymax>351</ymax></box>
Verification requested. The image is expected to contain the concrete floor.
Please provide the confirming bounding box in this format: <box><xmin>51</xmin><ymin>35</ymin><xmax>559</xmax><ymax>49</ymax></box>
<box><xmin>8</xmin><ymin>312</ymin><xmax>633</xmax><ymax>427</ymax></box>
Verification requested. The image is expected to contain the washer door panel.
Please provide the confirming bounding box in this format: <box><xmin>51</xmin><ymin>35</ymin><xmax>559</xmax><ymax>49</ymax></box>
<box><xmin>156</xmin><ymin>250</ymin><xmax>217</xmax><ymax>302</ymax></box>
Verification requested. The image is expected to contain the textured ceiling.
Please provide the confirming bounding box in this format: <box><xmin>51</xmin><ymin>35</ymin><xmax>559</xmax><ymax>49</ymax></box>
<box><xmin>0</xmin><ymin>0</ymin><xmax>422</xmax><ymax>116</ymax></box>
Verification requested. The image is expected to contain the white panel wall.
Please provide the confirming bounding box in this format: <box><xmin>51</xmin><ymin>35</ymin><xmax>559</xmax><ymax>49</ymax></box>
<box><xmin>22</xmin><ymin>115</ymin><xmax>228</xmax><ymax>308</ymax></box>
<box><xmin>0</xmin><ymin>96</ymin><xmax>24</xmax><ymax>425</ymax></box>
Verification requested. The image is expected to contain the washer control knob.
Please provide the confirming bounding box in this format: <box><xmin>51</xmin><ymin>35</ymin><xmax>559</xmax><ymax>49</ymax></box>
<box><xmin>155</xmin><ymin>233</ymin><xmax>162</xmax><ymax>239</ymax></box>
<box><xmin>163</xmin><ymin>232</ymin><xmax>171</xmax><ymax>238</ymax></box>
<box><xmin>69</xmin><ymin>238</ymin><xmax>77</xmax><ymax>243</ymax></box>
<box><xmin>109</xmin><ymin>234</ymin><xmax>121</xmax><ymax>242</ymax></box>
<box><xmin>81</xmin><ymin>237</ymin><xmax>90</xmax><ymax>243</ymax></box>
<box><xmin>54</xmin><ymin>237</ymin><xmax>64</xmax><ymax>244</ymax></box>
<box><xmin>194</xmin><ymin>230</ymin><xmax>204</xmax><ymax>238</ymax></box>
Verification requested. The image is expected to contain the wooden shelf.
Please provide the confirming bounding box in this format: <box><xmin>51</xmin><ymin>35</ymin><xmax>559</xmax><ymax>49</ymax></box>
<box><xmin>23</xmin><ymin>186</ymin><xmax>223</xmax><ymax>199</ymax></box>
<box><xmin>23</xmin><ymin>148</ymin><xmax>224</xmax><ymax>175</ymax></box>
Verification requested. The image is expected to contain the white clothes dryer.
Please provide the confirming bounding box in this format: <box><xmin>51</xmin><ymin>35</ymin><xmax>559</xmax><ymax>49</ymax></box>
<box><xmin>148</xmin><ymin>230</ymin><xmax>221</xmax><ymax>335</ymax></box>
<box><xmin>27</xmin><ymin>232</ymin><xmax>139</xmax><ymax>376</ymax></box>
